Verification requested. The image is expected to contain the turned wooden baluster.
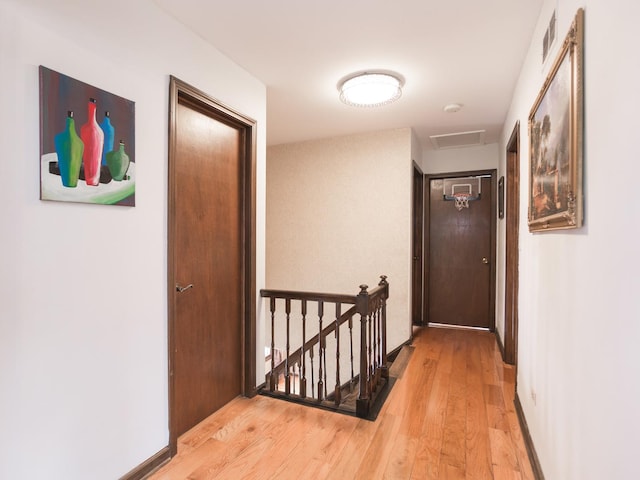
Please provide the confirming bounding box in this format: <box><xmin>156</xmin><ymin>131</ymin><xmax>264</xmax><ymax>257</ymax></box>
<box><xmin>300</xmin><ymin>299</ymin><xmax>307</xmax><ymax>398</ymax></box>
<box><xmin>285</xmin><ymin>298</ymin><xmax>291</xmax><ymax>395</ymax></box>
<box><xmin>368</xmin><ymin>305</ymin><xmax>373</xmax><ymax>394</ymax></box>
<box><xmin>373</xmin><ymin>300</ymin><xmax>380</xmax><ymax>390</ymax></box>
<box><xmin>334</xmin><ymin>302</ymin><xmax>342</xmax><ymax>406</ymax></box>
<box><xmin>349</xmin><ymin>313</ymin><xmax>355</xmax><ymax>392</ymax></box>
<box><xmin>269</xmin><ymin>296</ymin><xmax>277</xmax><ymax>392</ymax></box>
<box><xmin>323</xmin><ymin>329</ymin><xmax>328</xmax><ymax>401</ymax></box>
<box><xmin>317</xmin><ymin>300</ymin><xmax>324</xmax><ymax>401</ymax></box>
<box><xmin>373</xmin><ymin>300</ymin><xmax>379</xmax><ymax>374</ymax></box>
<box><xmin>375</xmin><ymin>301</ymin><xmax>381</xmax><ymax>388</ymax></box>
<box><xmin>292</xmin><ymin>362</ymin><xmax>298</xmax><ymax>395</ymax></box>
<box><xmin>310</xmin><ymin>342</ymin><xmax>315</xmax><ymax>400</ymax></box>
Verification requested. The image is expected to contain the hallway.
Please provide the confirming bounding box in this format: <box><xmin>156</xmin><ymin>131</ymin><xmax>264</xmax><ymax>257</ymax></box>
<box><xmin>150</xmin><ymin>327</ymin><xmax>534</xmax><ymax>479</ymax></box>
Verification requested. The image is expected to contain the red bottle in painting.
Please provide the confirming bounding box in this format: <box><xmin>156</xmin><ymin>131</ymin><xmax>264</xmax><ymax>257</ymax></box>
<box><xmin>80</xmin><ymin>98</ymin><xmax>104</xmax><ymax>186</ymax></box>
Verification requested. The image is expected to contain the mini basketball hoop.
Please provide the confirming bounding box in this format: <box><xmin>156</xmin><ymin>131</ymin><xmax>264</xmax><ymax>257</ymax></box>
<box><xmin>453</xmin><ymin>192</ymin><xmax>471</xmax><ymax>211</ymax></box>
<box><xmin>443</xmin><ymin>176</ymin><xmax>482</xmax><ymax>211</ymax></box>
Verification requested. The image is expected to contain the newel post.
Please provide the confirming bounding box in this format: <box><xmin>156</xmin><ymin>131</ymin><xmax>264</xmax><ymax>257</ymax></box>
<box><xmin>356</xmin><ymin>284</ymin><xmax>370</xmax><ymax>418</ymax></box>
<box><xmin>379</xmin><ymin>275</ymin><xmax>389</xmax><ymax>378</ymax></box>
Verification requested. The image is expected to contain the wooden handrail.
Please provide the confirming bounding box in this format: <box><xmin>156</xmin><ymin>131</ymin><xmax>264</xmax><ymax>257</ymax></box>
<box><xmin>260</xmin><ymin>289</ymin><xmax>356</xmax><ymax>305</ymax></box>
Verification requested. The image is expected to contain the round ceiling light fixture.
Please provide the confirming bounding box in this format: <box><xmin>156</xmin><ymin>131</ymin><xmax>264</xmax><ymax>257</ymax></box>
<box><xmin>338</xmin><ymin>71</ymin><xmax>404</xmax><ymax>107</ymax></box>
<box><xmin>443</xmin><ymin>103</ymin><xmax>463</xmax><ymax>113</ymax></box>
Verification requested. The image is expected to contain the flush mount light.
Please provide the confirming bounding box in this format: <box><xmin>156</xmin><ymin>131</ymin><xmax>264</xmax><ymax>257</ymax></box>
<box><xmin>443</xmin><ymin>103</ymin><xmax>463</xmax><ymax>113</ymax></box>
<box><xmin>338</xmin><ymin>71</ymin><xmax>403</xmax><ymax>107</ymax></box>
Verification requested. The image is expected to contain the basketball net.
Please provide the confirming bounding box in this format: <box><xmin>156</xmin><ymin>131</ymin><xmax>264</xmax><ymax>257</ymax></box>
<box><xmin>453</xmin><ymin>192</ymin><xmax>470</xmax><ymax>211</ymax></box>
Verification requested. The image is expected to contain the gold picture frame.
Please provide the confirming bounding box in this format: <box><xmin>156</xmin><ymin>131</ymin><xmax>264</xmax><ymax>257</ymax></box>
<box><xmin>528</xmin><ymin>8</ymin><xmax>584</xmax><ymax>232</ymax></box>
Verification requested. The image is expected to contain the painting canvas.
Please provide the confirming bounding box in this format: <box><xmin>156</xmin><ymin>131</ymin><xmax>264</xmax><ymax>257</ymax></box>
<box><xmin>39</xmin><ymin>66</ymin><xmax>135</xmax><ymax>206</ymax></box>
<box><xmin>528</xmin><ymin>9</ymin><xmax>583</xmax><ymax>231</ymax></box>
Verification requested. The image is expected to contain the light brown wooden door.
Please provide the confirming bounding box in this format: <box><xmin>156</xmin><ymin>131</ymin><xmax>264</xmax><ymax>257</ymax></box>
<box><xmin>169</xmin><ymin>85</ymin><xmax>245</xmax><ymax>444</ymax></box>
<box><xmin>427</xmin><ymin>174</ymin><xmax>495</xmax><ymax>329</ymax></box>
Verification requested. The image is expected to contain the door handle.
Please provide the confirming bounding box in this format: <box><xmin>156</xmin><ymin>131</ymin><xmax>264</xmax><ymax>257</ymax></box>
<box><xmin>482</xmin><ymin>257</ymin><xmax>489</xmax><ymax>264</ymax></box>
<box><xmin>176</xmin><ymin>283</ymin><xmax>194</xmax><ymax>293</ymax></box>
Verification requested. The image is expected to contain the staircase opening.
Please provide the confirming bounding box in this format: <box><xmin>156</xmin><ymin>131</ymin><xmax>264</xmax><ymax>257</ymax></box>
<box><xmin>259</xmin><ymin>276</ymin><xmax>409</xmax><ymax>420</ymax></box>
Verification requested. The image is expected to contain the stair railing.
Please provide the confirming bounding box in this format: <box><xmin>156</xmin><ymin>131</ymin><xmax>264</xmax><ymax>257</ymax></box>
<box><xmin>260</xmin><ymin>275</ymin><xmax>389</xmax><ymax>418</ymax></box>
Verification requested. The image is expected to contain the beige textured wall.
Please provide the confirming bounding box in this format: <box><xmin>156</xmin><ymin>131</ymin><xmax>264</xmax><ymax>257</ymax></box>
<box><xmin>266</xmin><ymin>128</ymin><xmax>414</xmax><ymax>351</ymax></box>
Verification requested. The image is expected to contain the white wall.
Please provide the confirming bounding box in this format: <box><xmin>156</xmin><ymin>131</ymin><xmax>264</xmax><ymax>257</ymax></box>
<box><xmin>266</xmin><ymin>129</ymin><xmax>414</xmax><ymax>352</ymax></box>
<box><xmin>499</xmin><ymin>1</ymin><xmax>640</xmax><ymax>478</ymax></box>
<box><xmin>422</xmin><ymin>142</ymin><xmax>499</xmax><ymax>174</ymax></box>
<box><xmin>0</xmin><ymin>1</ymin><xmax>266</xmax><ymax>478</ymax></box>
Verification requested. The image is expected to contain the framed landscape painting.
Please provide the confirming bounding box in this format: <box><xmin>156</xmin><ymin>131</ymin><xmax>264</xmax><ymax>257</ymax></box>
<box><xmin>528</xmin><ymin>9</ymin><xmax>584</xmax><ymax>232</ymax></box>
<box><xmin>39</xmin><ymin>66</ymin><xmax>136</xmax><ymax>206</ymax></box>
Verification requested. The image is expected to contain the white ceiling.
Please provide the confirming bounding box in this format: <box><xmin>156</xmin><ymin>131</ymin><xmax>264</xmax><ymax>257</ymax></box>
<box><xmin>156</xmin><ymin>0</ymin><xmax>543</xmax><ymax>149</ymax></box>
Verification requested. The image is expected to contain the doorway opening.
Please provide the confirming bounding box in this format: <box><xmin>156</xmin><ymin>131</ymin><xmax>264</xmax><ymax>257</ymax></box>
<box><xmin>504</xmin><ymin>123</ymin><xmax>520</xmax><ymax>366</ymax></box>
<box><xmin>412</xmin><ymin>162</ymin><xmax>425</xmax><ymax>326</ymax></box>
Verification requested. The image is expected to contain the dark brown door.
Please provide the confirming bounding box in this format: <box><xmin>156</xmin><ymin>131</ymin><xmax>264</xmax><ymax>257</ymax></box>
<box><xmin>504</xmin><ymin>124</ymin><xmax>520</xmax><ymax>365</ymax></box>
<box><xmin>168</xmin><ymin>78</ymin><xmax>257</xmax><ymax>450</ymax></box>
<box><xmin>412</xmin><ymin>164</ymin><xmax>424</xmax><ymax>325</ymax></box>
<box><xmin>427</xmin><ymin>173</ymin><xmax>495</xmax><ymax>329</ymax></box>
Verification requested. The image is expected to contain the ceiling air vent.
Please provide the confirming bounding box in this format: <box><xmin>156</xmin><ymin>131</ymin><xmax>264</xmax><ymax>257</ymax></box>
<box><xmin>429</xmin><ymin>130</ymin><xmax>486</xmax><ymax>150</ymax></box>
<box><xmin>542</xmin><ymin>10</ymin><xmax>557</xmax><ymax>63</ymax></box>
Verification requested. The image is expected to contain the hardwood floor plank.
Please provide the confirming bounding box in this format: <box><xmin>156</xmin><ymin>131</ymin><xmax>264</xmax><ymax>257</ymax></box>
<box><xmin>489</xmin><ymin>427</ymin><xmax>520</xmax><ymax>471</ymax></box>
<box><xmin>486</xmin><ymin>403</ymin><xmax>510</xmax><ymax>432</ymax></box>
<box><xmin>382</xmin><ymin>434</ymin><xmax>419</xmax><ymax>479</ymax></box>
<box><xmin>150</xmin><ymin>327</ymin><xmax>536</xmax><ymax>480</ymax></box>
<box><xmin>323</xmin><ymin>415</ymin><xmax>380</xmax><ymax>478</ymax></box>
<box><xmin>440</xmin><ymin>383</ymin><xmax>467</xmax><ymax>468</ymax></box>
<box><xmin>505</xmin><ymin>410</ymin><xmax>536</xmax><ymax>480</ymax></box>
<box><xmin>353</xmin><ymin>412</ymin><xmax>402</xmax><ymax>479</ymax></box>
<box><xmin>269</xmin><ymin>410</ymin><xmax>358</xmax><ymax>479</ymax></box>
<box><xmin>149</xmin><ymin>438</ymin><xmax>225</xmax><ymax>480</ymax></box>
<box><xmin>438</xmin><ymin>462</ymin><xmax>466</xmax><ymax>480</ymax></box>
<box><xmin>410</xmin><ymin>333</ymin><xmax>455</xmax><ymax>479</ymax></box>
<box><xmin>465</xmin><ymin>338</ymin><xmax>494</xmax><ymax>480</ymax></box>
<box><xmin>177</xmin><ymin>396</ymin><xmax>253</xmax><ymax>451</ymax></box>
<box><xmin>440</xmin><ymin>333</ymin><xmax>468</xmax><ymax>470</ymax></box>
<box><xmin>210</xmin><ymin>403</ymin><xmax>322</xmax><ymax>480</ymax></box>
<box><xmin>399</xmin><ymin>357</ymin><xmax>437</xmax><ymax>438</ymax></box>
<box><xmin>493</xmin><ymin>465</ymin><xmax>524</xmax><ymax>480</ymax></box>
<box><xmin>484</xmin><ymin>384</ymin><xmax>506</xmax><ymax>407</ymax></box>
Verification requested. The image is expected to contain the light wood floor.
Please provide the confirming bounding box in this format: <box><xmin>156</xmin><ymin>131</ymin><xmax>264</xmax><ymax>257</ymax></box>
<box><xmin>149</xmin><ymin>326</ymin><xmax>534</xmax><ymax>480</ymax></box>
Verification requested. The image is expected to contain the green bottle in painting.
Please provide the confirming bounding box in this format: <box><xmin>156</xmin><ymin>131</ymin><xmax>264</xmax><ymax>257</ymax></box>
<box><xmin>54</xmin><ymin>111</ymin><xmax>84</xmax><ymax>187</ymax></box>
<box><xmin>106</xmin><ymin>140</ymin><xmax>130</xmax><ymax>181</ymax></box>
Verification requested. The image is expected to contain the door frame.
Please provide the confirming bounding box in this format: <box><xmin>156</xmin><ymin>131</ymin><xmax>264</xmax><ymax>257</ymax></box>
<box><xmin>167</xmin><ymin>77</ymin><xmax>257</xmax><ymax>454</ymax></box>
<box><xmin>424</xmin><ymin>169</ymin><xmax>497</xmax><ymax>331</ymax></box>
<box><xmin>504</xmin><ymin>123</ymin><xmax>520</xmax><ymax>365</ymax></box>
<box><xmin>411</xmin><ymin>161</ymin><xmax>425</xmax><ymax>327</ymax></box>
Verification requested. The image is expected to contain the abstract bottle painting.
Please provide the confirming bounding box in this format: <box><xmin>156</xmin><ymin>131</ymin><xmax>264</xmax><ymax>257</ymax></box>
<box><xmin>39</xmin><ymin>66</ymin><xmax>136</xmax><ymax>206</ymax></box>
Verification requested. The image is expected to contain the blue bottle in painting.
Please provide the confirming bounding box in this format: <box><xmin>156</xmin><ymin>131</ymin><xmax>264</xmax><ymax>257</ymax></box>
<box><xmin>99</xmin><ymin>111</ymin><xmax>115</xmax><ymax>165</ymax></box>
<box><xmin>54</xmin><ymin>111</ymin><xmax>84</xmax><ymax>188</ymax></box>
